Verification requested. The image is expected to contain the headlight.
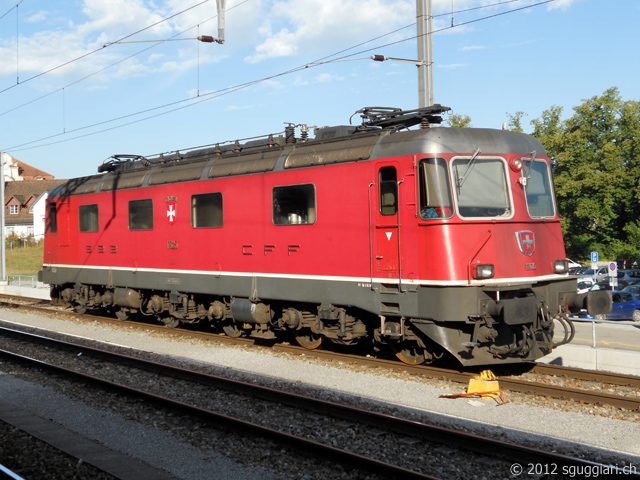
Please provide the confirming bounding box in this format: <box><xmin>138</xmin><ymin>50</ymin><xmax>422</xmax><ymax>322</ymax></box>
<box><xmin>474</xmin><ymin>264</ymin><xmax>495</xmax><ymax>279</ymax></box>
<box><xmin>510</xmin><ymin>157</ymin><xmax>524</xmax><ymax>172</ymax></box>
<box><xmin>554</xmin><ymin>259</ymin><xmax>569</xmax><ymax>274</ymax></box>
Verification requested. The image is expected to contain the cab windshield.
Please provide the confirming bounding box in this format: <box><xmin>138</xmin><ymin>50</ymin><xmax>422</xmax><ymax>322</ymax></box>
<box><xmin>523</xmin><ymin>159</ymin><xmax>555</xmax><ymax>218</ymax></box>
<box><xmin>418</xmin><ymin>157</ymin><xmax>453</xmax><ymax>219</ymax></box>
<box><xmin>452</xmin><ymin>157</ymin><xmax>511</xmax><ymax>218</ymax></box>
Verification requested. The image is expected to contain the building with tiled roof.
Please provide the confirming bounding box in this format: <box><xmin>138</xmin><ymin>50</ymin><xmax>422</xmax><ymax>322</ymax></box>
<box><xmin>5</xmin><ymin>180</ymin><xmax>67</xmax><ymax>238</ymax></box>
<box><xmin>12</xmin><ymin>159</ymin><xmax>55</xmax><ymax>180</ymax></box>
<box><xmin>1</xmin><ymin>153</ymin><xmax>66</xmax><ymax>240</ymax></box>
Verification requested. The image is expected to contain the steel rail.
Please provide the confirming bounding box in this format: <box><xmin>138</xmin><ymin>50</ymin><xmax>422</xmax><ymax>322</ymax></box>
<box><xmin>272</xmin><ymin>344</ymin><xmax>640</xmax><ymax>410</ymax></box>
<box><xmin>0</xmin><ymin>326</ymin><xmax>635</xmax><ymax>478</ymax></box>
<box><xmin>0</xmin><ymin>464</ymin><xmax>26</xmax><ymax>480</ymax></box>
<box><xmin>529</xmin><ymin>362</ymin><xmax>640</xmax><ymax>388</ymax></box>
<box><xmin>1</xmin><ymin>296</ymin><xmax>639</xmax><ymax>410</ymax></box>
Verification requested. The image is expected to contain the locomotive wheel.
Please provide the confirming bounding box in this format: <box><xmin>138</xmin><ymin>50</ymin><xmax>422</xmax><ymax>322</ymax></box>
<box><xmin>390</xmin><ymin>340</ymin><xmax>428</xmax><ymax>365</ymax></box>
<box><xmin>159</xmin><ymin>315</ymin><xmax>180</xmax><ymax>329</ymax></box>
<box><xmin>222</xmin><ymin>322</ymin><xmax>243</xmax><ymax>338</ymax></box>
<box><xmin>295</xmin><ymin>332</ymin><xmax>322</xmax><ymax>350</ymax></box>
<box><xmin>73</xmin><ymin>304</ymin><xmax>87</xmax><ymax>314</ymax></box>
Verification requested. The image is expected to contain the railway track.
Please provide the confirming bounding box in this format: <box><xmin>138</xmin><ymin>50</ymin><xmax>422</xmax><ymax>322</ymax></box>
<box><xmin>0</xmin><ymin>463</ymin><xmax>26</xmax><ymax>480</ymax></box>
<box><xmin>0</xmin><ymin>325</ymin><xmax>633</xmax><ymax>480</ymax></box>
<box><xmin>1</xmin><ymin>294</ymin><xmax>639</xmax><ymax>412</ymax></box>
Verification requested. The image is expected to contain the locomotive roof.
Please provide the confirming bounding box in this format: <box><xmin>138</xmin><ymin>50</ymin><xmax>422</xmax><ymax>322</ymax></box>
<box><xmin>49</xmin><ymin>105</ymin><xmax>546</xmax><ymax>199</ymax></box>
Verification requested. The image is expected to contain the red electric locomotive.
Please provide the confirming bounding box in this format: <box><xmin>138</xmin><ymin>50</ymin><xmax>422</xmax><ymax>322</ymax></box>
<box><xmin>40</xmin><ymin>106</ymin><xmax>611</xmax><ymax>366</ymax></box>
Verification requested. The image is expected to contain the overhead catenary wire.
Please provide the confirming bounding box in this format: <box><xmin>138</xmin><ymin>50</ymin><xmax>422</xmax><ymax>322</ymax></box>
<box><xmin>2</xmin><ymin>0</ymin><xmax>555</xmax><ymax>153</ymax></box>
<box><xmin>0</xmin><ymin>0</ymin><xmax>26</xmax><ymax>23</ymax></box>
<box><xmin>0</xmin><ymin>0</ymin><xmax>211</xmax><ymax>96</ymax></box>
<box><xmin>0</xmin><ymin>0</ymin><xmax>249</xmax><ymax>118</ymax></box>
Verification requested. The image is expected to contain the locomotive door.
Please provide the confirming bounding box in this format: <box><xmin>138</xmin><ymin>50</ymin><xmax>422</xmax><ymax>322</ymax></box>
<box><xmin>372</xmin><ymin>165</ymin><xmax>400</xmax><ymax>277</ymax></box>
<box><xmin>57</xmin><ymin>199</ymin><xmax>70</xmax><ymax>247</ymax></box>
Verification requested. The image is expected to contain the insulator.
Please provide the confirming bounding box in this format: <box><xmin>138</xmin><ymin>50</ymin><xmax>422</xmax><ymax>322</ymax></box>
<box><xmin>285</xmin><ymin>124</ymin><xmax>296</xmax><ymax>144</ymax></box>
<box><xmin>234</xmin><ymin>140</ymin><xmax>242</xmax><ymax>153</ymax></box>
<box><xmin>215</xmin><ymin>144</ymin><xmax>222</xmax><ymax>156</ymax></box>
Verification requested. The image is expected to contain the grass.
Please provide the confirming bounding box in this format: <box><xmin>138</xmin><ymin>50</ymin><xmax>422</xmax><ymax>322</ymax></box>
<box><xmin>5</xmin><ymin>243</ymin><xmax>44</xmax><ymax>275</ymax></box>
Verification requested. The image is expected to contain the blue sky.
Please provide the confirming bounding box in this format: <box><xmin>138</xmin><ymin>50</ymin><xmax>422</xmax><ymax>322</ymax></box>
<box><xmin>0</xmin><ymin>0</ymin><xmax>638</xmax><ymax>180</ymax></box>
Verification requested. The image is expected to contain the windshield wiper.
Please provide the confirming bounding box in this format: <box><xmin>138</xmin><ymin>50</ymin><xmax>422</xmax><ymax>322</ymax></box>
<box><xmin>457</xmin><ymin>148</ymin><xmax>481</xmax><ymax>193</ymax></box>
<box><xmin>526</xmin><ymin>150</ymin><xmax>536</xmax><ymax>172</ymax></box>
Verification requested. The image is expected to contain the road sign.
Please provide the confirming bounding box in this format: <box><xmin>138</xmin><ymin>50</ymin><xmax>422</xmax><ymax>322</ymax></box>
<box><xmin>591</xmin><ymin>251</ymin><xmax>599</xmax><ymax>263</ymax></box>
<box><xmin>609</xmin><ymin>262</ymin><xmax>617</xmax><ymax>276</ymax></box>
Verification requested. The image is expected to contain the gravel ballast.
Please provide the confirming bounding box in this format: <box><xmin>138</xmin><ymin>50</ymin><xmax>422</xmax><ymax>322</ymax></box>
<box><xmin>0</xmin><ymin>307</ymin><xmax>639</xmax><ymax>479</ymax></box>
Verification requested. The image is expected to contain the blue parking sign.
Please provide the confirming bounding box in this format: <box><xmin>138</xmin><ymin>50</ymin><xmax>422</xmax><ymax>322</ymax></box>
<box><xmin>591</xmin><ymin>251</ymin><xmax>598</xmax><ymax>263</ymax></box>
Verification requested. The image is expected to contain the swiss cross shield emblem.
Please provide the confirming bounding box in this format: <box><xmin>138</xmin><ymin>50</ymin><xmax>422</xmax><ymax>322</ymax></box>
<box><xmin>166</xmin><ymin>197</ymin><xmax>177</xmax><ymax>225</ymax></box>
<box><xmin>516</xmin><ymin>230</ymin><xmax>535</xmax><ymax>256</ymax></box>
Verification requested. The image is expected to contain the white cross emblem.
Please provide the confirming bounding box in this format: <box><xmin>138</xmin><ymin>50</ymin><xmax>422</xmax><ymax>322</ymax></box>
<box><xmin>167</xmin><ymin>204</ymin><xmax>176</xmax><ymax>223</ymax></box>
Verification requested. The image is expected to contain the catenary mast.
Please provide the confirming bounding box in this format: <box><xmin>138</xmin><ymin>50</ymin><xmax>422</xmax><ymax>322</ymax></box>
<box><xmin>416</xmin><ymin>0</ymin><xmax>434</xmax><ymax>107</ymax></box>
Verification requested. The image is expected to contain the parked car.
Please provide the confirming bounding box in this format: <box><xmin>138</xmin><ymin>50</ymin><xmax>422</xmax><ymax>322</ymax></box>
<box><xmin>577</xmin><ymin>278</ymin><xmax>594</xmax><ymax>293</ymax></box>
<box><xmin>622</xmin><ymin>284</ymin><xmax>640</xmax><ymax>300</ymax></box>
<box><xmin>608</xmin><ymin>291</ymin><xmax>640</xmax><ymax>321</ymax></box>
<box><xmin>617</xmin><ymin>269</ymin><xmax>640</xmax><ymax>287</ymax></box>
<box><xmin>579</xmin><ymin>266</ymin><xmax>609</xmax><ymax>283</ymax></box>
<box><xmin>616</xmin><ymin>259</ymin><xmax>640</xmax><ymax>270</ymax></box>
<box><xmin>589</xmin><ymin>281</ymin><xmax>616</xmax><ymax>292</ymax></box>
<box><xmin>567</xmin><ymin>258</ymin><xmax>581</xmax><ymax>273</ymax></box>
<box><xmin>575</xmin><ymin>289</ymin><xmax>640</xmax><ymax>322</ymax></box>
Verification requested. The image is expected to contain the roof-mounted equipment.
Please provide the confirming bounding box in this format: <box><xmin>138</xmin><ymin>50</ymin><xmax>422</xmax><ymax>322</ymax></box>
<box><xmin>351</xmin><ymin>104</ymin><xmax>451</xmax><ymax>130</ymax></box>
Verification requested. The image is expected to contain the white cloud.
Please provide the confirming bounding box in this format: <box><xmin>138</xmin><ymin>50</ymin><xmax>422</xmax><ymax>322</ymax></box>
<box><xmin>26</xmin><ymin>11</ymin><xmax>49</xmax><ymax>23</ymax></box>
<box><xmin>315</xmin><ymin>72</ymin><xmax>344</xmax><ymax>83</ymax></box>
<box><xmin>244</xmin><ymin>0</ymin><xmax>414</xmax><ymax>63</ymax></box>
<box><xmin>460</xmin><ymin>45</ymin><xmax>485</xmax><ymax>51</ymax></box>
<box><xmin>547</xmin><ymin>0</ymin><xmax>584</xmax><ymax>11</ymax></box>
<box><xmin>79</xmin><ymin>0</ymin><xmax>172</xmax><ymax>40</ymax></box>
<box><xmin>0</xmin><ymin>0</ymin><xmax>224</xmax><ymax>84</ymax></box>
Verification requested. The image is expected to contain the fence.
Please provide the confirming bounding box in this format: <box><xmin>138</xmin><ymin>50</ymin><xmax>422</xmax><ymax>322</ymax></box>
<box><xmin>6</xmin><ymin>274</ymin><xmax>47</xmax><ymax>289</ymax></box>
<box><xmin>566</xmin><ymin>316</ymin><xmax>640</xmax><ymax>348</ymax></box>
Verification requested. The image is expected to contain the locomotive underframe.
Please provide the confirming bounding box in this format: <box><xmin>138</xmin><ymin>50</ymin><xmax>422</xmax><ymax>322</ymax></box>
<box><xmin>42</xmin><ymin>265</ymin><xmax>585</xmax><ymax>366</ymax></box>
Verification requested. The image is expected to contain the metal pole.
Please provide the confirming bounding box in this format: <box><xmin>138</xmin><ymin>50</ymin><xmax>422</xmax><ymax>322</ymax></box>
<box><xmin>216</xmin><ymin>0</ymin><xmax>226</xmax><ymax>44</ymax></box>
<box><xmin>416</xmin><ymin>0</ymin><xmax>434</xmax><ymax>107</ymax></box>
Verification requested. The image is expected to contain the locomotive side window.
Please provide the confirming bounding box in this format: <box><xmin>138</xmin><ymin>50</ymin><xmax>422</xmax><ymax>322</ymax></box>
<box><xmin>129</xmin><ymin>199</ymin><xmax>154</xmax><ymax>230</ymax></box>
<box><xmin>79</xmin><ymin>204</ymin><xmax>99</xmax><ymax>232</ymax></box>
<box><xmin>452</xmin><ymin>157</ymin><xmax>512</xmax><ymax>219</ymax></box>
<box><xmin>524</xmin><ymin>159</ymin><xmax>555</xmax><ymax>218</ymax></box>
<box><xmin>379</xmin><ymin>167</ymin><xmax>397</xmax><ymax>216</ymax></box>
<box><xmin>273</xmin><ymin>184</ymin><xmax>316</xmax><ymax>225</ymax></box>
<box><xmin>191</xmin><ymin>192</ymin><xmax>223</xmax><ymax>228</ymax></box>
<box><xmin>48</xmin><ymin>203</ymin><xmax>57</xmax><ymax>233</ymax></box>
<box><xmin>419</xmin><ymin>158</ymin><xmax>453</xmax><ymax>219</ymax></box>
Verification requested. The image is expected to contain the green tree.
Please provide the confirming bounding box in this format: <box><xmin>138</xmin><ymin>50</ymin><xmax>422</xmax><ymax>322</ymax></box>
<box><xmin>530</xmin><ymin>88</ymin><xmax>640</xmax><ymax>261</ymax></box>
<box><xmin>506</xmin><ymin>111</ymin><xmax>527</xmax><ymax>132</ymax></box>
<box><xmin>447</xmin><ymin>113</ymin><xmax>472</xmax><ymax>128</ymax></box>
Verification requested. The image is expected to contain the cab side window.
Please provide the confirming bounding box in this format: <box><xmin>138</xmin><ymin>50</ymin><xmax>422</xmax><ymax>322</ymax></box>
<box><xmin>48</xmin><ymin>203</ymin><xmax>57</xmax><ymax>233</ymax></box>
<box><xmin>379</xmin><ymin>167</ymin><xmax>397</xmax><ymax>216</ymax></box>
